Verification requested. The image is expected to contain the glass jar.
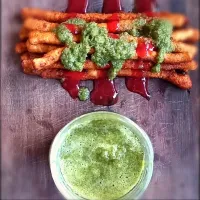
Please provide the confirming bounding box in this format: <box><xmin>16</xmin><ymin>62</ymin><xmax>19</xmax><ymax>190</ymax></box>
<box><xmin>49</xmin><ymin>111</ymin><xmax>154</xmax><ymax>200</ymax></box>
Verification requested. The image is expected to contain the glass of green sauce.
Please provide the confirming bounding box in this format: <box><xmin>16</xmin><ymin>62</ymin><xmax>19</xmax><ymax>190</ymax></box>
<box><xmin>50</xmin><ymin>111</ymin><xmax>154</xmax><ymax>200</ymax></box>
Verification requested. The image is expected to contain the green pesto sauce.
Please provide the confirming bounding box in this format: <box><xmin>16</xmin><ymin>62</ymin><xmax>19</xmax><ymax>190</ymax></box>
<box><xmin>78</xmin><ymin>87</ymin><xmax>90</xmax><ymax>101</ymax></box>
<box><xmin>130</xmin><ymin>17</ymin><xmax>147</xmax><ymax>37</ymax></box>
<box><xmin>58</xmin><ymin>21</ymin><xmax>136</xmax><ymax>79</ymax></box>
<box><xmin>55</xmin><ymin>24</ymin><xmax>74</xmax><ymax>45</ymax></box>
<box><xmin>130</xmin><ymin>18</ymin><xmax>174</xmax><ymax>72</ymax></box>
<box><xmin>66</xmin><ymin>18</ymin><xmax>86</xmax><ymax>27</ymax></box>
<box><xmin>61</xmin><ymin>43</ymin><xmax>90</xmax><ymax>71</ymax></box>
<box><xmin>56</xmin><ymin>17</ymin><xmax>173</xmax><ymax>76</ymax></box>
<box><xmin>59</xmin><ymin>119</ymin><xmax>145</xmax><ymax>200</ymax></box>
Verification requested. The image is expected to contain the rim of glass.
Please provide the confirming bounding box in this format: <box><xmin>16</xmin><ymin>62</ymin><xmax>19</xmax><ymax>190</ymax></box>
<box><xmin>49</xmin><ymin>111</ymin><xmax>154</xmax><ymax>200</ymax></box>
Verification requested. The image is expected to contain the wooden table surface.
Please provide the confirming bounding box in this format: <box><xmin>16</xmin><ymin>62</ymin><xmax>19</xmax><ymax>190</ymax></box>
<box><xmin>1</xmin><ymin>0</ymin><xmax>199</xmax><ymax>199</ymax></box>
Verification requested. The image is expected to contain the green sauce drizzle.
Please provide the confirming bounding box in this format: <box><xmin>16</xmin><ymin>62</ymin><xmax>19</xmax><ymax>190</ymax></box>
<box><xmin>61</xmin><ymin>43</ymin><xmax>90</xmax><ymax>71</ymax></box>
<box><xmin>55</xmin><ymin>17</ymin><xmax>174</xmax><ymax>76</ymax></box>
<box><xmin>56</xmin><ymin>21</ymin><xmax>137</xmax><ymax>79</ymax></box>
<box><xmin>143</xmin><ymin>19</ymin><xmax>174</xmax><ymax>72</ymax></box>
<box><xmin>66</xmin><ymin>18</ymin><xmax>86</xmax><ymax>27</ymax></box>
<box><xmin>78</xmin><ymin>87</ymin><xmax>90</xmax><ymax>101</ymax></box>
<box><xmin>130</xmin><ymin>18</ymin><xmax>174</xmax><ymax>72</ymax></box>
<box><xmin>55</xmin><ymin>24</ymin><xmax>74</xmax><ymax>45</ymax></box>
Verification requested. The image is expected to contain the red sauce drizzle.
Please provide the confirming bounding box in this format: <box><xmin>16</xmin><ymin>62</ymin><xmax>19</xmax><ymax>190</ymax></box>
<box><xmin>134</xmin><ymin>0</ymin><xmax>157</xmax><ymax>13</ymax></box>
<box><xmin>108</xmin><ymin>33</ymin><xmax>120</xmax><ymax>39</ymax></box>
<box><xmin>108</xmin><ymin>13</ymin><xmax>120</xmax><ymax>21</ymax></box>
<box><xmin>107</xmin><ymin>21</ymin><xmax>120</xmax><ymax>33</ymax></box>
<box><xmin>62</xmin><ymin>71</ymin><xmax>85</xmax><ymax>99</ymax></box>
<box><xmin>62</xmin><ymin>78</ymin><xmax>80</xmax><ymax>99</ymax></box>
<box><xmin>91</xmin><ymin>79</ymin><xmax>118</xmax><ymax>106</ymax></box>
<box><xmin>125</xmin><ymin>77</ymin><xmax>151</xmax><ymax>100</ymax></box>
<box><xmin>102</xmin><ymin>0</ymin><xmax>122</xmax><ymax>13</ymax></box>
<box><xmin>65</xmin><ymin>24</ymin><xmax>79</xmax><ymax>34</ymax></box>
<box><xmin>66</xmin><ymin>0</ymin><xmax>88</xmax><ymax>13</ymax></box>
<box><xmin>136</xmin><ymin>40</ymin><xmax>155</xmax><ymax>58</ymax></box>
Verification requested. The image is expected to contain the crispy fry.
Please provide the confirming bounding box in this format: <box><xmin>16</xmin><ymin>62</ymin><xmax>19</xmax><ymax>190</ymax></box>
<box><xmin>26</xmin><ymin>40</ymin><xmax>59</xmax><ymax>53</ymax></box>
<box><xmin>172</xmin><ymin>28</ymin><xmax>200</xmax><ymax>42</ymax></box>
<box><xmin>22</xmin><ymin>17</ymin><xmax>190</xmax><ymax>35</ymax></box>
<box><xmin>21</xmin><ymin>8</ymin><xmax>187</xmax><ymax>27</ymax></box>
<box><xmin>157</xmin><ymin>12</ymin><xmax>187</xmax><ymax>28</ymax></box>
<box><xmin>172</xmin><ymin>42</ymin><xmax>198</xmax><ymax>58</ymax></box>
<box><xmin>33</xmin><ymin>46</ymin><xmax>192</xmax><ymax>70</ymax></box>
<box><xmin>28</xmin><ymin>31</ymin><xmax>79</xmax><ymax>45</ymax></box>
<box><xmin>24</xmin><ymin>18</ymin><xmax>58</xmax><ymax>32</ymax></box>
<box><xmin>33</xmin><ymin>47</ymin><xmax>65</xmax><ymax>69</ymax></box>
<box><xmin>15</xmin><ymin>42</ymin><xmax>27</xmax><ymax>54</ymax></box>
<box><xmin>27</xmin><ymin>31</ymin><xmax>197</xmax><ymax>58</ymax></box>
<box><xmin>20</xmin><ymin>52</ymin><xmax>43</xmax><ymax>61</ymax></box>
<box><xmin>23</xmin><ymin>55</ymin><xmax>197</xmax><ymax>72</ymax></box>
<box><xmin>35</xmin><ymin>69</ymin><xmax>192</xmax><ymax>89</ymax></box>
<box><xmin>118</xmin><ymin>69</ymin><xmax>192</xmax><ymax>89</ymax></box>
<box><xmin>19</xmin><ymin>27</ymin><xmax>29</xmax><ymax>40</ymax></box>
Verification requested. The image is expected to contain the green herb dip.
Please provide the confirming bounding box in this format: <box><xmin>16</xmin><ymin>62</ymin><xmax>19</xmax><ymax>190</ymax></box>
<box><xmin>59</xmin><ymin>119</ymin><xmax>145</xmax><ymax>200</ymax></box>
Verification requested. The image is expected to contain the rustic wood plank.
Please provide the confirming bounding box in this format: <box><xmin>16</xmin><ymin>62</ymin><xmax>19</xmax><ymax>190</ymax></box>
<box><xmin>1</xmin><ymin>0</ymin><xmax>199</xmax><ymax>199</ymax></box>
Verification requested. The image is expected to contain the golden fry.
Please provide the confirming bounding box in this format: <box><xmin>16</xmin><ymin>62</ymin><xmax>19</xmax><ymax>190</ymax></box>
<box><xmin>33</xmin><ymin>47</ymin><xmax>65</xmax><ymax>69</ymax></box>
<box><xmin>24</xmin><ymin>18</ymin><xmax>58</xmax><ymax>32</ymax></box>
<box><xmin>15</xmin><ymin>42</ymin><xmax>27</xmax><ymax>54</ymax></box>
<box><xmin>21</xmin><ymin>7</ymin><xmax>187</xmax><ymax>28</ymax></box>
<box><xmin>37</xmin><ymin>68</ymin><xmax>192</xmax><ymax>89</ymax></box>
<box><xmin>19</xmin><ymin>27</ymin><xmax>29</xmax><ymax>40</ymax></box>
<box><xmin>26</xmin><ymin>40</ymin><xmax>59</xmax><ymax>53</ymax></box>
<box><xmin>172</xmin><ymin>28</ymin><xmax>200</xmax><ymax>42</ymax></box>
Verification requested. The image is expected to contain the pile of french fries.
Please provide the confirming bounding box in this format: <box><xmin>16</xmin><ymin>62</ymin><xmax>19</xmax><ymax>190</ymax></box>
<box><xmin>15</xmin><ymin>8</ymin><xmax>199</xmax><ymax>90</ymax></box>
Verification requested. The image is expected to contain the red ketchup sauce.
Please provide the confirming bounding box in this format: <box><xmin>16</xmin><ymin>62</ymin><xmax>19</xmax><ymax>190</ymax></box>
<box><xmin>102</xmin><ymin>0</ymin><xmax>122</xmax><ymax>13</ymax></box>
<box><xmin>134</xmin><ymin>0</ymin><xmax>157</xmax><ymax>13</ymax></box>
<box><xmin>136</xmin><ymin>40</ymin><xmax>155</xmax><ymax>58</ymax></box>
<box><xmin>108</xmin><ymin>33</ymin><xmax>120</xmax><ymax>39</ymax></box>
<box><xmin>65</xmin><ymin>24</ymin><xmax>79</xmax><ymax>34</ymax></box>
<box><xmin>125</xmin><ymin>77</ymin><xmax>151</xmax><ymax>100</ymax></box>
<box><xmin>107</xmin><ymin>21</ymin><xmax>120</xmax><ymax>33</ymax></box>
<box><xmin>62</xmin><ymin>72</ymin><xmax>85</xmax><ymax>99</ymax></box>
<box><xmin>66</xmin><ymin>0</ymin><xmax>88</xmax><ymax>13</ymax></box>
<box><xmin>125</xmin><ymin>0</ymin><xmax>156</xmax><ymax>100</ymax></box>
<box><xmin>91</xmin><ymin>79</ymin><xmax>119</xmax><ymax>106</ymax></box>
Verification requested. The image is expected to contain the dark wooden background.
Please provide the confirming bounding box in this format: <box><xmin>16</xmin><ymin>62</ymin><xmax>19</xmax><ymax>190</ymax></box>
<box><xmin>1</xmin><ymin>0</ymin><xmax>199</xmax><ymax>199</ymax></box>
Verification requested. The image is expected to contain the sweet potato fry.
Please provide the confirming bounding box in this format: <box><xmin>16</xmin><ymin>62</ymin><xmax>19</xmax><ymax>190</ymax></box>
<box><xmin>33</xmin><ymin>47</ymin><xmax>65</xmax><ymax>69</ymax></box>
<box><xmin>172</xmin><ymin>42</ymin><xmax>198</xmax><ymax>58</ymax></box>
<box><xmin>26</xmin><ymin>40</ymin><xmax>59</xmax><ymax>53</ymax></box>
<box><xmin>19</xmin><ymin>27</ymin><xmax>29</xmax><ymax>40</ymax></box>
<box><xmin>23</xmin><ymin>56</ymin><xmax>197</xmax><ymax>72</ymax></box>
<box><xmin>22</xmin><ymin>16</ymin><xmax>191</xmax><ymax>35</ymax></box>
<box><xmin>118</xmin><ymin>69</ymin><xmax>192</xmax><ymax>89</ymax></box>
<box><xmin>15</xmin><ymin>42</ymin><xmax>27</xmax><ymax>54</ymax></box>
<box><xmin>28</xmin><ymin>31</ymin><xmax>80</xmax><ymax>45</ymax></box>
<box><xmin>21</xmin><ymin>8</ymin><xmax>187</xmax><ymax>27</ymax></box>
<box><xmin>172</xmin><ymin>28</ymin><xmax>200</xmax><ymax>42</ymax></box>
<box><xmin>24</xmin><ymin>18</ymin><xmax>58</xmax><ymax>32</ymax></box>
<box><xmin>36</xmin><ymin>68</ymin><xmax>192</xmax><ymax>89</ymax></box>
<box><xmin>33</xmin><ymin>46</ymin><xmax>192</xmax><ymax>70</ymax></box>
<box><xmin>27</xmin><ymin>30</ymin><xmax>197</xmax><ymax>58</ymax></box>
<box><xmin>20</xmin><ymin>52</ymin><xmax>43</xmax><ymax>61</ymax></box>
